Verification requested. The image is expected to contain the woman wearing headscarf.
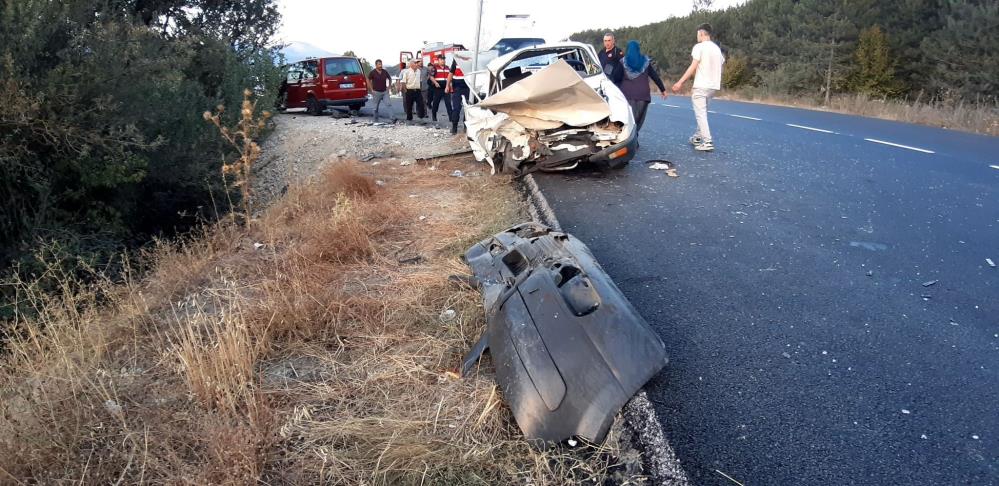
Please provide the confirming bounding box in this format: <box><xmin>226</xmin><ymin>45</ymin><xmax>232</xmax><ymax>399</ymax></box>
<box><xmin>619</xmin><ymin>40</ymin><xmax>668</xmax><ymax>136</ymax></box>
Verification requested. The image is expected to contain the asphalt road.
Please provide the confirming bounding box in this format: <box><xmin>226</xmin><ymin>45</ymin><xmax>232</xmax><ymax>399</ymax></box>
<box><xmin>533</xmin><ymin>96</ymin><xmax>999</xmax><ymax>485</ymax></box>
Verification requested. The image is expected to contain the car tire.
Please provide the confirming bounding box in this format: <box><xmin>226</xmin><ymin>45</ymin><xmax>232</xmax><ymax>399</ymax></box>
<box><xmin>306</xmin><ymin>97</ymin><xmax>322</xmax><ymax>116</ymax></box>
<box><xmin>596</xmin><ymin>158</ymin><xmax>629</xmax><ymax>171</ymax></box>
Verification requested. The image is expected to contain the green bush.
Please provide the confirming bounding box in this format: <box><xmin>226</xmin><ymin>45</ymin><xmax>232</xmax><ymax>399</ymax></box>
<box><xmin>0</xmin><ymin>0</ymin><xmax>282</xmax><ymax>283</ymax></box>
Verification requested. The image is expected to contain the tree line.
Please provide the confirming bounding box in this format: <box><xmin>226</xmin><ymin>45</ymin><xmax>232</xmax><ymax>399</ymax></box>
<box><xmin>0</xmin><ymin>0</ymin><xmax>283</xmax><ymax>283</ymax></box>
<box><xmin>572</xmin><ymin>0</ymin><xmax>997</xmax><ymax>104</ymax></box>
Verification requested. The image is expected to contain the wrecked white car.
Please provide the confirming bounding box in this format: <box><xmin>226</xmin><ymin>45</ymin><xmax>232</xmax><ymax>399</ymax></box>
<box><xmin>464</xmin><ymin>42</ymin><xmax>637</xmax><ymax>174</ymax></box>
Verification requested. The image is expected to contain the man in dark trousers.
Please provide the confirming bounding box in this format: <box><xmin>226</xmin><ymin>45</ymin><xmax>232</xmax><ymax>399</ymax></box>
<box><xmin>400</xmin><ymin>59</ymin><xmax>426</xmax><ymax>121</ymax></box>
<box><xmin>598</xmin><ymin>32</ymin><xmax>624</xmax><ymax>85</ymax></box>
<box><xmin>428</xmin><ymin>56</ymin><xmax>452</xmax><ymax>122</ymax></box>
<box><xmin>367</xmin><ymin>59</ymin><xmax>392</xmax><ymax>122</ymax></box>
<box><xmin>445</xmin><ymin>56</ymin><xmax>470</xmax><ymax>134</ymax></box>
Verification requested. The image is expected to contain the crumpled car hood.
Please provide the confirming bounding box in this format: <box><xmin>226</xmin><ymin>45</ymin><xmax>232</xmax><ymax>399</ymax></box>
<box><xmin>465</xmin><ymin>60</ymin><xmax>635</xmax><ymax>174</ymax></box>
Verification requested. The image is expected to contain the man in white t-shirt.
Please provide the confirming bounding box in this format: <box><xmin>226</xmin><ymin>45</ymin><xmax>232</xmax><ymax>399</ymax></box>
<box><xmin>672</xmin><ymin>23</ymin><xmax>725</xmax><ymax>152</ymax></box>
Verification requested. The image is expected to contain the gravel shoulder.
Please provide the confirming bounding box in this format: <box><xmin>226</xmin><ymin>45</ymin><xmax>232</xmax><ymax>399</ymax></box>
<box><xmin>255</xmin><ymin>107</ymin><xmax>471</xmax><ymax>204</ymax></box>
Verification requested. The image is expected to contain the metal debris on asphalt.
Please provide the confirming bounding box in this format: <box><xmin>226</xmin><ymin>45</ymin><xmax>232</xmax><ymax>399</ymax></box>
<box><xmin>921</xmin><ymin>280</ymin><xmax>939</xmax><ymax>287</ymax></box>
<box><xmin>987</xmin><ymin>258</ymin><xmax>996</xmax><ymax>268</ymax></box>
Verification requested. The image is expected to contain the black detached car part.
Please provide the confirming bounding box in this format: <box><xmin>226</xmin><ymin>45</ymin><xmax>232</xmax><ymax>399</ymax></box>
<box><xmin>460</xmin><ymin>222</ymin><xmax>667</xmax><ymax>444</ymax></box>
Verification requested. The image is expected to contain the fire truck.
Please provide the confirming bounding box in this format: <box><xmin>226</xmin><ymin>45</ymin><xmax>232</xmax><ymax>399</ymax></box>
<box><xmin>399</xmin><ymin>42</ymin><xmax>467</xmax><ymax>68</ymax></box>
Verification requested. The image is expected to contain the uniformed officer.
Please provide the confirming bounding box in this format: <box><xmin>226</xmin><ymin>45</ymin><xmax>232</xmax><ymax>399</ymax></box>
<box><xmin>428</xmin><ymin>56</ymin><xmax>453</xmax><ymax>122</ymax></box>
<box><xmin>598</xmin><ymin>32</ymin><xmax>624</xmax><ymax>85</ymax></box>
<box><xmin>445</xmin><ymin>56</ymin><xmax>470</xmax><ymax>134</ymax></box>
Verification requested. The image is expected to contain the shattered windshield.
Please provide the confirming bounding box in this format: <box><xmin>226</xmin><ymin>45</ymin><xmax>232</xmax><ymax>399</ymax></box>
<box><xmin>502</xmin><ymin>48</ymin><xmax>601</xmax><ymax>81</ymax></box>
<box><xmin>490</xmin><ymin>37</ymin><xmax>547</xmax><ymax>55</ymax></box>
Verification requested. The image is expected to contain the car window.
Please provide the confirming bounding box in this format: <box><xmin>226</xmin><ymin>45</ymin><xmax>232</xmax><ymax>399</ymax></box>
<box><xmin>491</xmin><ymin>38</ymin><xmax>546</xmax><ymax>56</ymax></box>
<box><xmin>325</xmin><ymin>59</ymin><xmax>363</xmax><ymax>77</ymax></box>
<box><xmin>300</xmin><ymin>60</ymin><xmax>318</xmax><ymax>80</ymax></box>
<box><xmin>504</xmin><ymin>48</ymin><xmax>601</xmax><ymax>77</ymax></box>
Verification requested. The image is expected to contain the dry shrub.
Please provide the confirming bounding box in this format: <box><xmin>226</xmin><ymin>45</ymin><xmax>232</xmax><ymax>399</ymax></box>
<box><xmin>1</xmin><ymin>158</ymin><xmax>633</xmax><ymax>485</ymax></box>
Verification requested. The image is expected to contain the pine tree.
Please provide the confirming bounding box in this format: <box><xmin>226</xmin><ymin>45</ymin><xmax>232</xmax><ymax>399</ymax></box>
<box><xmin>851</xmin><ymin>25</ymin><xmax>902</xmax><ymax>97</ymax></box>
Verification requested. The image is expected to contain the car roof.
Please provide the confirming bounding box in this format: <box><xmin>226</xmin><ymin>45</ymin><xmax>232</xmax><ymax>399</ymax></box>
<box><xmin>486</xmin><ymin>41</ymin><xmax>597</xmax><ymax>74</ymax></box>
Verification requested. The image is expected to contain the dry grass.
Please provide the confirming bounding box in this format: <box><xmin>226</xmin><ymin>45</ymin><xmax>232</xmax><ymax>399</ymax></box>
<box><xmin>0</xmin><ymin>160</ymin><xmax>638</xmax><ymax>484</ymax></box>
<box><xmin>719</xmin><ymin>90</ymin><xmax>999</xmax><ymax>136</ymax></box>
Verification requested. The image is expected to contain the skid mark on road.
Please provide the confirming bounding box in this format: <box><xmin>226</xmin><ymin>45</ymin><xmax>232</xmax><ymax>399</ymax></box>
<box><xmin>864</xmin><ymin>138</ymin><xmax>935</xmax><ymax>154</ymax></box>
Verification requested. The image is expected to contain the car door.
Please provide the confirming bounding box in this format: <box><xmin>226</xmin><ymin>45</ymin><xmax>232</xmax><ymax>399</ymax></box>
<box><xmin>323</xmin><ymin>58</ymin><xmax>366</xmax><ymax>102</ymax></box>
<box><xmin>283</xmin><ymin>63</ymin><xmax>305</xmax><ymax>108</ymax></box>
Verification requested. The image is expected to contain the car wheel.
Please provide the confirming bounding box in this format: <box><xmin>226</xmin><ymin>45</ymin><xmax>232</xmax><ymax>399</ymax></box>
<box><xmin>596</xmin><ymin>158</ymin><xmax>629</xmax><ymax>171</ymax></box>
<box><xmin>306</xmin><ymin>97</ymin><xmax>322</xmax><ymax>116</ymax></box>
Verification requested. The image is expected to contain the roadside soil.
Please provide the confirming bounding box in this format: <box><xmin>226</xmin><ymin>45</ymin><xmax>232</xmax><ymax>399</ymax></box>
<box><xmin>0</xmin><ymin>111</ymin><xmax>647</xmax><ymax>484</ymax></box>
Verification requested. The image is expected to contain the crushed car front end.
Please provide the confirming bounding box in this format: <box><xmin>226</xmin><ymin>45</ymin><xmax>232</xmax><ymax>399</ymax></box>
<box><xmin>464</xmin><ymin>43</ymin><xmax>637</xmax><ymax>175</ymax></box>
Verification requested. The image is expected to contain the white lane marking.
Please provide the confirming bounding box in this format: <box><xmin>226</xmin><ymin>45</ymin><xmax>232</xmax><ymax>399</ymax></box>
<box><xmin>990</xmin><ymin>165</ymin><xmax>999</xmax><ymax>170</ymax></box>
<box><xmin>864</xmin><ymin>138</ymin><xmax>935</xmax><ymax>154</ymax></box>
<box><xmin>730</xmin><ymin>114</ymin><xmax>762</xmax><ymax>121</ymax></box>
<box><xmin>663</xmin><ymin>103</ymin><xmax>681</xmax><ymax>108</ymax></box>
<box><xmin>708</xmin><ymin>110</ymin><xmax>718</xmax><ymax>114</ymax></box>
<box><xmin>787</xmin><ymin>123</ymin><xmax>837</xmax><ymax>134</ymax></box>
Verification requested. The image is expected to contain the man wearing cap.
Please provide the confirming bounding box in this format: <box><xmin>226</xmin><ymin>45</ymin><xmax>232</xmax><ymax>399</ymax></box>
<box><xmin>427</xmin><ymin>56</ymin><xmax>452</xmax><ymax>123</ymax></box>
<box><xmin>400</xmin><ymin>60</ymin><xmax>426</xmax><ymax>121</ymax></box>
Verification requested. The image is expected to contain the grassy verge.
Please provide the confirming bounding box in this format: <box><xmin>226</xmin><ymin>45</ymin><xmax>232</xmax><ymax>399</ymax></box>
<box><xmin>0</xmin><ymin>158</ymin><xmax>636</xmax><ymax>484</ymax></box>
<box><xmin>719</xmin><ymin>90</ymin><xmax>999</xmax><ymax>136</ymax></box>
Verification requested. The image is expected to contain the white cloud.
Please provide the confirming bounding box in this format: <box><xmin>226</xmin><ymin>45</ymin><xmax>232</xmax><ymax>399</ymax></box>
<box><xmin>276</xmin><ymin>0</ymin><xmax>743</xmax><ymax>64</ymax></box>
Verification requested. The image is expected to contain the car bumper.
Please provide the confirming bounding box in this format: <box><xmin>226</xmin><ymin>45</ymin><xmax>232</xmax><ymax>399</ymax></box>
<box><xmin>587</xmin><ymin>127</ymin><xmax>638</xmax><ymax>167</ymax></box>
<box><xmin>319</xmin><ymin>97</ymin><xmax>368</xmax><ymax>107</ymax></box>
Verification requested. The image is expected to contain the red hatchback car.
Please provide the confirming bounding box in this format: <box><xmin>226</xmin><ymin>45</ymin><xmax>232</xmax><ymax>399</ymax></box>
<box><xmin>280</xmin><ymin>56</ymin><xmax>368</xmax><ymax>115</ymax></box>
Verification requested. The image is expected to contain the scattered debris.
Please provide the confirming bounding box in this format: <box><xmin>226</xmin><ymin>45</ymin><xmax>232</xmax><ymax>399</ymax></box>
<box><xmin>360</xmin><ymin>151</ymin><xmax>389</xmax><ymax>162</ymax></box>
<box><xmin>439</xmin><ymin>309</ymin><xmax>457</xmax><ymax>322</ymax></box>
<box><xmin>414</xmin><ymin>148</ymin><xmax>475</xmax><ymax>164</ymax></box>
<box><xmin>921</xmin><ymin>294</ymin><xmax>932</xmax><ymax>301</ymax></box>
<box><xmin>647</xmin><ymin>159</ymin><xmax>680</xmax><ymax>178</ymax></box>
<box><xmin>987</xmin><ymin>258</ymin><xmax>996</xmax><ymax>268</ymax></box>
<box><xmin>375</xmin><ymin>180</ymin><xmax>386</xmax><ymax>186</ymax></box>
<box><xmin>400</xmin><ymin>159</ymin><xmax>413</xmax><ymax>166</ymax></box>
<box><xmin>949</xmin><ymin>320</ymin><xmax>959</xmax><ymax>326</ymax></box>
<box><xmin>418</xmin><ymin>215</ymin><xmax>427</xmax><ymax>221</ymax></box>
<box><xmin>567</xmin><ymin>438</ymin><xmax>578</xmax><ymax>447</ymax></box>
<box><xmin>972</xmin><ymin>435</ymin><xmax>980</xmax><ymax>440</ymax></box>
<box><xmin>866</xmin><ymin>270</ymin><xmax>874</xmax><ymax>277</ymax></box>
<box><xmin>901</xmin><ymin>409</ymin><xmax>911</xmax><ymax>414</ymax></box>
<box><xmin>253</xmin><ymin>242</ymin><xmax>265</xmax><ymax>250</ymax></box>
<box><xmin>921</xmin><ymin>279</ymin><xmax>939</xmax><ymax>287</ymax></box>
<box><xmin>450</xmin><ymin>170</ymin><xmax>464</xmax><ymax>178</ymax></box>
<box><xmin>921</xmin><ymin>434</ymin><xmax>928</xmax><ymax>440</ymax></box>
<box><xmin>103</xmin><ymin>399</ymin><xmax>123</xmax><ymax>415</ymax></box>
<box><xmin>782</xmin><ymin>352</ymin><xmax>792</xmax><ymax>359</ymax></box>
<box><xmin>460</xmin><ymin>223</ymin><xmax>667</xmax><ymax>444</ymax></box>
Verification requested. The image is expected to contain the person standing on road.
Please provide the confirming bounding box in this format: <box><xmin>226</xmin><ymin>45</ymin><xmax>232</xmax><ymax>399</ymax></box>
<box><xmin>400</xmin><ymin>60</ymin><xmax>426</xmax><ymax>121</ymax></box>
<box><xmin>619</xmin><ymin>40</ymin><xmax>668</xmax><ymax>138</ymax></box>
<box><xmin>598</xmin><ymin>32</ymin><xmax>624</xmax><ymax>85</ymax></box>
<box><xmin>446</xmin><ymin>56</ymin><xmax>470</xmax><ymax>135</ymax></box>
<box><xmin>416</xmin><ymin>58</ymin><xmax>430</xmax><ymax>108</ymax></box>
<box><xmin>672</xmin><ymin>23</ymin><xmax>724</xmax><ymax>152</ymax></box>
<box><xmin>428</xmin><ymin>56</ymin><xmax>452</xmax><ymax>123</ymax></box>
<box><xmin>367</xmin><ymin>59</ymin><xmax>392</xmax><ymax>122</ymax></box>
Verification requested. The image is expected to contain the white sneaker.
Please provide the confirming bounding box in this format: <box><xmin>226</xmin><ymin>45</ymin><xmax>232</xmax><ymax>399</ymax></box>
<box><xmin>689</xmin><ymin>135</ymin><xmax>703</xmax><ymax>145</ymax></box>
<box><xmin>694</xmin><ymin>141</ymin><xmax>714</xmax><ymax>152</ymax></box>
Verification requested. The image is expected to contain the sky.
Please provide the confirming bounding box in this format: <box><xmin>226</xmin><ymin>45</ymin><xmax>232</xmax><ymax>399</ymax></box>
<box><xmin>276</xmin><ymin>0</ymin><xmax>744</xmax><ymax>63</ymax></box>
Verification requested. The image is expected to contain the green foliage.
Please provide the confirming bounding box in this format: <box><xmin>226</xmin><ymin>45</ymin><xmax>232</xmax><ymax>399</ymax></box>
<box><xmin>851</xmin><ymin>26</ymin><xmax>903</xmax><ymax>97</ymax></box>
<box><xmin>344</xmin><ymin>50</ymin><xmax>373</xmax><ymax>75</ymax></box>
<box><xmin>571</xmin><ymin>0</ymin><xmax>997</xmax><ymax>103</ymax></box>
<box><xmin>0</xmin><ymin>0</ymin><xmax>282</xmax><ymax>279</ymax></box>
<box><xmin>722</xmin><ymin>54</ymin><xmax>751</xmax><ymax>89</ymax></box>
